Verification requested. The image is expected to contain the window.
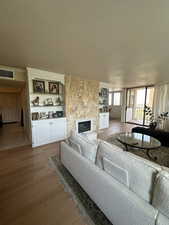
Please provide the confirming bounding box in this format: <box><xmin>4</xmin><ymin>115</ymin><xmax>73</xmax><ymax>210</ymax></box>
<box><xmin>109</xmin><ymin>93</ymin><xmax>112</xmax><ymax>106</ymax></box>
<box><xmin>113</xmin><ymin>92</ymin><xmax>121</xmax><ymax>106</ymax></box>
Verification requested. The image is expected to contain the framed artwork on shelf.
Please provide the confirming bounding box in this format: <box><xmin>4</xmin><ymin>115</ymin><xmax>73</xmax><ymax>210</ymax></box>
<box><xmin>48</xmin><ymin>82</ymin><xmax>59</xmax><ymax>94</ymax></box>
<box><xmin>33</xmin><ymin>80</ymin><xmax>45</xmax><ymax>93</ymax></box>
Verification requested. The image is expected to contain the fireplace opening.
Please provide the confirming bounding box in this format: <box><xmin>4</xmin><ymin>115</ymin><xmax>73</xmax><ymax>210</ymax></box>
<box><xmin>78</xmin><ymin>120</ymin><xmax>91</xmax><ymax>133</ymax></box>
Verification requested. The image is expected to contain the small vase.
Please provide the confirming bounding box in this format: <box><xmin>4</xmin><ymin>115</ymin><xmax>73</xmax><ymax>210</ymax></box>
<box><xmin>149</xmin><ymin>122</ymin><xmax>157</xmax><ymax>130</ymax></box>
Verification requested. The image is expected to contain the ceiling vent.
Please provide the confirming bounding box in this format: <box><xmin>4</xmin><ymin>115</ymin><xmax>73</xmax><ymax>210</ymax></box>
<box><xmin>0</xmin><ymin>69</ymin><xmax>14</xmax><ymax>79</ymax></box>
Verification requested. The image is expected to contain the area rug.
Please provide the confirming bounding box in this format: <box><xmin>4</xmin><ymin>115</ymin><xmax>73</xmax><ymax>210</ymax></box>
<box><xmin>49</xmin><ymin>156</ymin><xmax>112</xmax><ymax>225</ymax></box>
<box><xmin>106</xmin><ymin>133</ymin><xmax>169</xmax><ymax>168</ymax></box>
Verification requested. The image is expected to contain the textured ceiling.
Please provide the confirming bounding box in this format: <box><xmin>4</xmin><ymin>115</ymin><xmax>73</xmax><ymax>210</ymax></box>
<box><xmin>0</xmin><ymin>0</ymin><xmax>169</xmax><ymax>87</ymax></box>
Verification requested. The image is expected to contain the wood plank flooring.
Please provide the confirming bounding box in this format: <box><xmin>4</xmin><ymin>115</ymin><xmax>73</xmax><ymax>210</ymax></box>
<box><xmin>0</xmin><ymin>143</ymin><xmax>86</xmax><ymax>225</ymax></box>
<box><xmin>0</xmin><ymin>123</ymin><xmax>30</xmax><ymax>151</ymax></box>
<box><xmin>0</xmin><ymin>120</ymin><xmax>134</xmax><ymax>225</ymax></box>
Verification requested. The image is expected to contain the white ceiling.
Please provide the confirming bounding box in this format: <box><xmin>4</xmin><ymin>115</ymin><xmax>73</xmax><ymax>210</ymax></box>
<box><xmin>1</xmin><ymin>0</ymin><xmax>169</xmax><ymax>88</ymax></box>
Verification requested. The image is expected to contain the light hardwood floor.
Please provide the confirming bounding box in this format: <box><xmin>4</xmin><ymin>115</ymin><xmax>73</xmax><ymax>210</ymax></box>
<box><xmin>0</xmin><ymin>123</ymin><xmax>30</xmax><ymax>151</ymax></box>
<box><xmin>98</xmin><ymin>120</ymin><xmax>136</xmax><ymax>139</ymax></box>
<box><xmin>0</xmin><ymin>143</ymin><xmax>87</xmax><ymax>225</ymax></box>
<box><xmin>0</xmin><ymin>120</ymin><xmax>134</xmax><ymax>225</ymax></box>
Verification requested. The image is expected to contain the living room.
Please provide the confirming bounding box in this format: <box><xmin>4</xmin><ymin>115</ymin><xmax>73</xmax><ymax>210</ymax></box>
<box><xmin>1</xmin><ymin>1</ymin><xmax>169</xmax><ymax>225</ymax></box>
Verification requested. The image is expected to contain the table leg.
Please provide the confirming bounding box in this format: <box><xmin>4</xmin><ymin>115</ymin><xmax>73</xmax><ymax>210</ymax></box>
<box><xmin>146</xmin><ymin>150</ymin><xmax>157</xmax><ymax>161</ymax></box>
<box><xmin>124</xmin><ymin>144</ymin><xmax>129</xmax><ymax>151</ymax></box>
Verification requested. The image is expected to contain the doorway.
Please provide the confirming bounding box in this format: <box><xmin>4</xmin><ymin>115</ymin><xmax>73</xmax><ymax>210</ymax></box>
<box><xmin>125</xmin><ymin>86</ymin><xmax>154</xmax><ymax>126</ymax></box>
<box><xmin>109</xmin><ymin>91</ymin><xmax>122</xmax><ymax>122</ymax></box>
<box><xmin>0</xmin><ymin>81</ymin><xmax>30</xmax><ymax>150</ymax></box>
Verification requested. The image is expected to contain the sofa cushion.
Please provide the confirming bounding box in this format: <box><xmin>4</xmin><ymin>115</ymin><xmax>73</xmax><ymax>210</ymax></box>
<box><xmin>102</xmin><ymin>157</ymin><xmax>129</xmax><ymax>186</ymax></box>
<box><xmin>155</xmin><ymin>213</ymin><xmax>169</xmax><ymax>225</ymax></box>
<box><xmin>68</xmin><ymin>138</ymin><xmax>82</xmax><ymax>154</ymax></box>
<box><xmin>96</xmin><ymin>141</ymin><xmax>161</xmax><ymax>202</ymax></box>
<box><xmin>80</xmin><ymin>132</ymin><xmax>97</xmax><ymax>143</ymax></box>
<box><xmin>152</xmin><ymin>170</ymin><xmax>169</xmax><ymax>219</ymax></box>
<box><xmin>96</xmin><ymin>140</ymin><xmax>123</xmax><ymax>168</ymax></box>
<box><xmin>69</xmin><ymin>134</ymin><xmax>98</xmax><ymax>163</ymax></box>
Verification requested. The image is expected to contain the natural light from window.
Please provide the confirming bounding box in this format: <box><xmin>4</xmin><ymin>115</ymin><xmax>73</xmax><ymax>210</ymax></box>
<box><xmin>109</xmin><ymin>93</ymin><xmax>112</xmax><ymax>106</ymax></box>
<box><xmin>136</xmin><ymin>89</ymin><xmax>145</xmax><ymax>106</ymax></box>
<box><xmin>113</xmin><ymin>92</ymin><xmax>121</xmax><ymax>106</ymax></box>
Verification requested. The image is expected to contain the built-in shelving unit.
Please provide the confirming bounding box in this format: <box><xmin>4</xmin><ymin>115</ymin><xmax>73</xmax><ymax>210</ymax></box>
<box><xmin>99</xmin><ymin>88</ymin><xmax>109</xmax><ymax>113</ymax></box>
<box><xmin>30</xmin><ymin>77</ymin><xmax>65</xmax><ymax>120</ymax></box>
<box><xmin>27</xmin><ymin>67</ymin><xmax>67</xmax><ymax>147</ymax></box>
<box><xmin>99</xmin><ymin>87</ymin><xmax>109</xmax><ymax>129</ymax></box>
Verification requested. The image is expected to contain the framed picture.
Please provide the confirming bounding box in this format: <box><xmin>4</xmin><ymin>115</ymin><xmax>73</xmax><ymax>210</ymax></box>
<box><xmin>33</xmin><ymin>80</ymin><xmax>45</xmax><ymax>93</ymax></box>
<box><xmin>48</xmin><ymin>82</ymin><xmax>59</xmax><ymax>94</ymax></box>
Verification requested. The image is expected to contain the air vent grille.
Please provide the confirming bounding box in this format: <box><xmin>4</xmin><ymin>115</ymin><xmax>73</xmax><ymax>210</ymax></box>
<box><xmin>0</xmin><ymin>70</ymin><xmax>14</xmax><ymax>79</ymax></box>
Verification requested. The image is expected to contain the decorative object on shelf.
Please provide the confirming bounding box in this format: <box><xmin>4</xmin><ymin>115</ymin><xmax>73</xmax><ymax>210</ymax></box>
<box><xmin>32</xmin><ymin>112</ymin><xmax>39</xmax><ymax>120</ymax></box>
<box><xmin>44</xmin><ymin>98</ymin><xmax>54</xmax><ymax>106</ymax></box>
<box><xmin>32</xmin><ymin>96</ymin><xmax>40</xmax><ymax>106</ymax></box>
<box><xmin>55</xmin><ymin>96</ymin><xmax>62</xmax><ymax>106</ymax></box>
<box><xmin>48</xmin><ymin>111</ymin><xmax>54</xmax><ymax>119</ymax></box>
<box><xmin>39</xmin><ymin>112</ymin><xmax>47</xmax><ymax>119</ymax></box>
<box><xmin>56</xmin><ymin>111</ymin><xmax>64</xmax><ymax>118</ymax></box>
<box><xmin>33</xmin><ymin>80</ymin><xmax>45</xmax><ymax>93</ymax></box>
<box><xmin>101</xmin><ymin>88</ymin><xmax>108</xmax><ymax>97</ymax></box>
<box><xmin>49</xmin><ymin>82</ymin><xmax>59</xmax><ymax>94</ymax></box>
<box><xmin>52</xmin><ymin>112</ymin><xmax>58</xmax><ymax>118</ymax></box>
<box><xmin>145</xmin><ymin>105</ymin><xmax>169</xmax><ymax>130</ymax></box>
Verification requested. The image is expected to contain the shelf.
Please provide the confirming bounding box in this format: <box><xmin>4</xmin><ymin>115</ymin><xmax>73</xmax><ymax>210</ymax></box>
<box><xmin>31</xmin><ymin>105</ymin><xmax>64</xmax><ymax>107</ymax></box>
<box><xmin>31</xmin><ymin>92</ymin><xmax>62</xmax><ymax>95</ymax></box>
<box><xmin>32</xmin><ymin>117</ymin><xmax>66</xmax><ymax>122</ymax></box>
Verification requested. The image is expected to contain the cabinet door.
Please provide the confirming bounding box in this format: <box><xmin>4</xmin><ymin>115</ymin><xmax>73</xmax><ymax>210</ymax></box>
<box><xmin>49</xmin><ymin>121</ymin><xmax>58</xmax><ymax>142</ymax></box>
<box><xmin>103</xmin><ymin>114</ymin><xmax>109</xmax><ymax>128</ymax></box>
<box><xmin>99</xmin><ymin>113</ymin><xmax>109</xmax><ymax>129</ymax></box>
<box><xmin>32</xmin><ymin>124</ymin><xmax>38</xmax><ymax>147</ymax></box>
<box><xmin>36</xmin><ymin>121</ymin><xmax>50</xmax><ymax>146</ymax></box>
<box><xmin>49</xmin><ymin>119</ymin><xmax>67</xmax><ymax>142</ymax></box>
<box><xmin>55</xmin><ymin>118</ymin><xmax>67</xmax><ymax>141</ymax></box>
<box><xmin>99</xmin><ymin>115</ymin><xmax>104</xmax><ymax>129</ymax></box>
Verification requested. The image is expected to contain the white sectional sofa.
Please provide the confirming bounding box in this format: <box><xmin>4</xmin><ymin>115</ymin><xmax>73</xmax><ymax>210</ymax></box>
<box><xmin>60</xmin><ymin>133</ymin><xmax>169</xmax><ymax>225</ymax></box>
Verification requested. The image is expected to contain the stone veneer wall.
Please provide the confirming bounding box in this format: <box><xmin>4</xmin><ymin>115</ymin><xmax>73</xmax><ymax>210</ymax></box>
<box><xmin>65</xmin><ymin>75</ymin><xmax>99</xmax><ymax>136</ymax></box>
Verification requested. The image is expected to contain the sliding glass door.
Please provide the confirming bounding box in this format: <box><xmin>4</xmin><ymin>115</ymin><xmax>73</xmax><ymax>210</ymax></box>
<box><xmin>126</xmin><ymin>86</ymin><xmax>154</xmax><ymax>126</ymax></box>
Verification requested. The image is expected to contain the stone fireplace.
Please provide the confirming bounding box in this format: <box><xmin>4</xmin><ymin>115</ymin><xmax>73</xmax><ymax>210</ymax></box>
<box><xmin>65</xmin><ymin>75</ymin><xmax>99</xmax><ymax>136</ymax></box>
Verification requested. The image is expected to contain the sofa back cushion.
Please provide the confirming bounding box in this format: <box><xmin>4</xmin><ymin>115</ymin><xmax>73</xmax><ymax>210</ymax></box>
<box><xmin>102</xmin><ymin>157</ymin><xmax>129</xmax><ymax>186</ymax></box>
<box><xmin>152</xmin><ymin>170</ymin><xmax>169</xmax><ymax>219</ymax></box>
<box><xmin>96</xmin><ymin>141</ymin><xmax>161</xmax><ymax>202</ymax></box>
<box><xmin>69</xmin><ymin>134</ymin><xmax>98</xmax><ymax>163</ymax></box>
<box><xmin>68</xmin><ymin>138</ymin><xmax>82</xmax><ymax>154</ymax></box>
<box><xmin>80</xmin><ymin>132</ymin><xmax>98</xmax><ymax>142</ymax></box>
<box><xmin>96</xmin><ymin>140</ymin><xmax>123</xmax><ymax>168</ymax></box>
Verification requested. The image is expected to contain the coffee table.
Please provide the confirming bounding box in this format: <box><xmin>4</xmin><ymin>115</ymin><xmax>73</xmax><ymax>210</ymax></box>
<box><xmin>116</xmin><ymin>132</ymin><xmax>161</xmax><ymax>161</ymax></box>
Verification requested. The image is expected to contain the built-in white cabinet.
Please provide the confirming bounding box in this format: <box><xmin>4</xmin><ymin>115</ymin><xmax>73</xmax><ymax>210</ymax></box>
<box><xmin>99</xmin><ymin>112</ymin><xmax>109</xmax><ymax>129</ymax></box>
<box><xmin>32</xmin><ymin>118</ymin><xmax>67</xmax><ymax>147</ymax></box>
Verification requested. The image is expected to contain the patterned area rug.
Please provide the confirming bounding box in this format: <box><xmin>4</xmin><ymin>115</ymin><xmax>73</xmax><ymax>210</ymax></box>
<box><xmin>49</xmin><ymin>156</ymin><xmax>113</xmax><ymax>225</ymax></box>
<box><xmin>106</xmin><ymin>133</ymin><xmax>169</xmax><ymax>168</ymax></box>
